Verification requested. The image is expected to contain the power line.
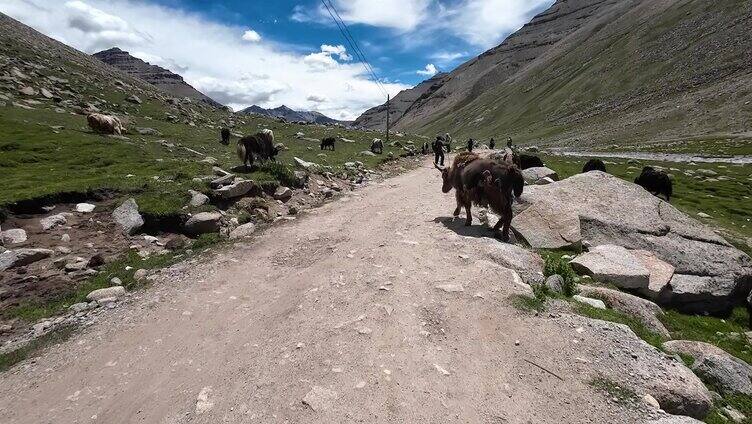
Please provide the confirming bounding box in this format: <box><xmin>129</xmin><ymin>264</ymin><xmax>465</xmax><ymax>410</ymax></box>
<box><xmin>319</xmin><ymin>0</ymin><xmax>389</xmax><ymax>98</ymax></box>
<box><xmin>325</xmin><ymin>0</ymin><xmax>386</xmax><ymax>94</ymax></box>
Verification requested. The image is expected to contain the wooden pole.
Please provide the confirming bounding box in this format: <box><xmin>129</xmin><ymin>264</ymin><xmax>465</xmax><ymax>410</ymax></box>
<box><xmin>385</xmin><ymin>94</ymin><xmax>390</xmax><ymax>145</ymax></box>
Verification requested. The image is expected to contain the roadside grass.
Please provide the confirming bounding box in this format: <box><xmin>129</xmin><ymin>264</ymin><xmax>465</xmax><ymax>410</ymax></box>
<box><xmin>510</xmin><ymin>294</ymin><xmax>545</xmax><ymax>313</ymax></box>
<box><xmin>573</xmin><ymin>302</ymin><xmax>665</xmax><ymax>349</ymax></box>
<box><xmin>1</xmin><ymin>235</ymin><xmax>220</xmax><ymax>322</ymax></box>
<box><xmin>704</xmin><ymin>393</ymin><xmax>752</xmax><ymax>424</ymax></box>
<box><xmin>589</xmin><ymin>376</ymin><xmax>639</xmax><ymax>405</ymax></box>
<box><xmin>0</xmin><ymin>325</ymin><xmax>76</xmax><ymax>372</ymax></box>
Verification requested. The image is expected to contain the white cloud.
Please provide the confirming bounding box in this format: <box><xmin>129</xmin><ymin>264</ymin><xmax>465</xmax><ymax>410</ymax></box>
<box><xmin>416</xmin><ymin>63</ymin><xmax>438</xmax><ymax>76</ymax></box>
<box><xmin>307</xmin><ymin>94</ymin><xmax>327</xmax><ymax>103</ymax></box>
<box><xmin>241</xmin><ymin>29</ymin><xmax>261</xmax><ymax>43</ymax></box>
<box><xmin>331</xmin><ymin>0</ymin><xmax>431</xmax><ymax>32</ymax></box>
<box><xmin>430</xmin><ymin>51</ymin><xmax>467</xmax><ymax>65</ymax></box>
<box><xmin>0</xmin><ymin>0</ymin><xmax>407</xmax><ymax>120</ymax></box>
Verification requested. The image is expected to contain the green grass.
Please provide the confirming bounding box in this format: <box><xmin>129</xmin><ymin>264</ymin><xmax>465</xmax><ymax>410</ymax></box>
<box><xmin>573</xmin><ymin>302</ymin><xmax>665</xmax><ymax>349</ymax></box>
<box><xmin>589</xmin><ymin>376</ymin><xmax>639</xmax><ymax>405</ymax></box>
<box><xmin>541</xmin><ymin>251</ymin><xmax>579</xmax><ymax>297</ymax></box>
<box><xmin>661</xmin><ymin>307</ymin><xmax>752</xmax><ymax>364</ymax></box>
<box><xmin>510</xmin><ymin>294</ymin><xmax>546</xmax><ymax>313</ymax></box>
<box><xmin>0</xmin><ymin>326</ymin><xmax>76</xmax><ymax>372</ymax></box>
<box><xmin>705</xmin><ymin>393</ymin><xmax>752</xmax><ymax>424</ymax></box>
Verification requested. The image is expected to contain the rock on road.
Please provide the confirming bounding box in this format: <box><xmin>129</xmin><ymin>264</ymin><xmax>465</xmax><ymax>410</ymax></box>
<box><xmin>0</xmin><ymin>161</ymin><xmax>654</xmax><ymax>423</ymax></box>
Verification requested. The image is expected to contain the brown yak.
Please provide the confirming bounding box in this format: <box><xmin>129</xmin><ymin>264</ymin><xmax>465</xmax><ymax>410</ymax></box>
<box><xmin>435</xmin><ymin>152</ymin><xmax>479</xmax><ymax>226</ymax></box>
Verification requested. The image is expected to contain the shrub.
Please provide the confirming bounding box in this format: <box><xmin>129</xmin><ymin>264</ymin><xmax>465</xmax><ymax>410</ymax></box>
<box><xmin>259</xmin><ymin>162</ymin><xmax>298</xmax><ymax>188</ymax></box>
<box><xmin>543</xmin><ymin>254</ymin><xmax>578</xmax><ymax>297</ymax></box>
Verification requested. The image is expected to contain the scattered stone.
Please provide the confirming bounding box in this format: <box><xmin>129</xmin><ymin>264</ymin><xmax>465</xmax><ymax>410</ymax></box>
<box><xmin>359</xmin><ymin>150</ymin><xmax>376</xmax><ymax>157</ymax></box>
<box><xmin>570</xmin><ymin>245</ymin><xmax>650</xmax><ymax>289</ymax></box>
<box><xmin>189</xmin><ymin>190</ymin><xmax>209</xmax><ymax>207</ymax></box>
<box><xmin>544</xmin><ymin>274</ymin><xmax>564</xmax><ymax>294</ymax></box>
<box><xmin>61</xmin><ymin>234</ymin><xmax>71</xmax><ymax>243</ymax></box>
<box><xmin>133</xmin><ymin>269</ymin><xmax>148</xmax><ymax>281</ymax></box>
<box><xmin>433</xmin><ymin>364</ymin><xmax>451</xmax><ymax>376</ymax></box>
<box><xmin>195</xmin><ymin>387</ymin><xmax>214</xmax><ymax>415</ymax></box>
<box><xmin>2</xmin><ymin>228</ymin><xmax>27</xmax><ymax>245</ymax></box>
<box><xmin>136</xmin><ymin>127</ymin><xmax>160</xmax><ymax>136</ymax></box>
<box><xmin>294</xmin><ymin>157</ymin><xmax>319</xmax><ymax>171</ymax></box>
<box><xmin>647</xmin><ymin>417</ymin><xmax>703</xmax><ymax>423</ymax></box>
<box><xmin>69</xmin><ymin>302</ymin><xmax>89</xmax><ymax>313</ymax></box>
<box><xmin>75</xmin><ymin>203</ymin><xmax>96</xmax><ymax>213</ymax></box>
<box><xmin>40</xmin><ymin>214</ymin><xmax>67</xmax><ymax>231</ymax></box>
<box><xmin>229</xmin><ymin>223</ymin><xmax>256</xmax><ymax>240</ymax></box>
<box><xmin>112</xmin><ymin>198</ymin><xmax>144</xmax><ymax>235</ymax></box>
<box><xmin>86</xmin><ymin>286</ymin><xmax>125</xmax><ymax>302</ymax></box>
<box><xmin>572</xmin><ymin>295</ymin><xmax>606</xmax><ymax>309</ymax></box>
<box><xmin>184</xmin><ymin>212</ymin><xmax>222</xmax><ymax>236</ymax></box>
<box><xmin>273</xmin><ymin>186</ymin><xmax>293</xmax><ymax>202</ymax></box>
<box><xmin>302</xmin><ymin>386</ymin><xmax>338</xmax><ymax>412</ymax></box>
<box><xmin>722</xmin><ymin>406</ymin><xmax>746</xmax><ymax>423</ymax></box>
<box><xmin>693</xmin><ymin>355</ymin><xmax>752</xmax><ymax>395</ymax></box>
<box><xmin>642</xmin><ymin>394</ymin><xmax>660</xmax><ymax>409</ymax></box>
<box><xmin>0</xmin><ymin>248</ymin><xmax>53</xmax><ymax>271</ymax></box>
<box><xmin>214</xmin><ymin>180</ymin><xmax>257</xmax><ymax>199</ymax></box>
<box><xmin>435</xmin><ymin>284</ymin><xmax>464</xmax><ymax>293</ymax></box>
<box><xmin>210</xmin><ymin>174</ymin><xmax>235</xmax><ymax>188</ymax></box>
<box><xmin>18</xmin><ymin>86</ymin><xmax>36</xmax><ymax>96</ymax></box>
<box><xmin>87</xmin><ymin>254</ymin><xmax>105</xmax><ymax>268</ymax></box>
<box><xmin>111</xmin><ymin>277</ymin><xmax>122</xmax><ymax>286</ymax></box>
<box><xmin>697</xmin><ymin>212</ymin><xmax>711</xmax><ymax>219</ymax></box>
<box><xmin>125</xmin><ymin>94</ymin><xmax>142</xmax><ymax>104</ymax></box>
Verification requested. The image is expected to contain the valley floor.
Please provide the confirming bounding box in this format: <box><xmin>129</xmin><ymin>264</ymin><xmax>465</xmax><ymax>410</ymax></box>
<box><xmin>0</xmin><ymin>158</ymin><xmax>662</xmax><ymax>423</ymax></box>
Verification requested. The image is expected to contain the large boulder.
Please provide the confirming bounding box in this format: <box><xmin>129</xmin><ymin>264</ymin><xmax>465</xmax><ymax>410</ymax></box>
<box><xmin>0</xmin><ymin>248</ymin><xmax>53</xmax><ymax>271</ymax></box>
<box><xmin>521</xmin><ymin>166</ymin><xmax>558</xmax><ymax>185</ymax></box>
<box><xmin>563</xmin><ymin>316</ymin><xmax>712</xmax><ymax>419</ymax></box>
<box><xmin>112</xmin><ymin>198</ymin><xmax>144</xmax><ymax>235</ymax></box>
<box><xmin>570</xmin><ymin>245</ymin><xmax>650</xmax><ymax>289</ymax></box>
<box><xmin>663</xmin><ymin>340</ymin><xmax>752</xmax><ymax>396</ymax></box>
<box><xmin>86</xmin><ymin>286</ymin><xmax>125</xmax><ymax>302</ymax></box>
<box><xmin>229</xmin><ymin>223</ymin><xmax>256</xmax><ymax>240</ymax></box>
<box><xmin>184</xmin><ymin>212</ymin><xmax>222</xmax><ymax>236</ymax></box>
<box><xmin>512</xmin><ymin>172</ymin><xmax>752</xmax><ymax>314</ymax></box>
<box><xmin>471</xmin><ymin>238</ymin><xmax>544</xmax><ymax>284</ymax></box>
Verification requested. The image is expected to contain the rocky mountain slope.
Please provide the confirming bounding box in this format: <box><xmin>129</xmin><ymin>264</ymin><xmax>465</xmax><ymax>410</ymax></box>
<box><xmin>93</xmin><ymin>47</ymin><xmax>222</xmax><ymax>107</ymax></box>
<box><xmin>358</xmin><ymin>0</ymin><xmax>752</xmax><ymax>148</ymax></box>
<box><xmin>353</xmin><ymin>72</ymin><xmax>448</xmax><ymax>130</ymax></box>
<box><xmin>240</xmin><ymin>104</ymin><xmax>350</xmax><ymax>126</ymax></box>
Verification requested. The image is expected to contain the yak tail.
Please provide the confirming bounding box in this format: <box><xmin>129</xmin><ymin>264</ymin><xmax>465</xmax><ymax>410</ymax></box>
<box><xmin>236</xmin><ymin>140</ymin><xmax>246</xmax><ymax>162</ymax></box>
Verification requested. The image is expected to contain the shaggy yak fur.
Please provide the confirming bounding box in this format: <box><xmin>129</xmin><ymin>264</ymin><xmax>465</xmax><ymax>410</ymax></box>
<box><xmin>582</xmin><ymin>158</ymin><xmax>607</xmax><ymax>173</ymax></box>
<box><xmin>518</xmin><ymin>154</ymin><xmax>544</xmax><ymax>170</ymax></box>
<box><xmin>634</xmin><ymin>166</ymin><xmax>672</xmax><ymax>202</ymax></box>
<box><xmin>237</xmin><ymin>129</ymin><xmax>278</xmax><ymax>169</ymax></box>
<box><xmin>371</xmin><ymin>138</ymin><xmax>384</xmax><ymax>154</ymax></box>
<box><xmin>320</xmin><ymin>137</ymin><xmax>336</xmax><ymax>151</ymax></box>
<box><xmin>220</xmin><ymin>128</ymin><xmax>231</xmax><ymax>145</ymax></box>
<box><xmin>87</xmin><ymin>113</ymin><xmax>124</xmax><ymax>135</ymax></box>
<box><xmin>462</xmin><ymin>159</ymin><xmax>524</xmax><ymax>241</ymax></box>
<box><xmin>436</xmin><ymin>152</ymin><xmax>479</xmax><ymax>226</ymax></box>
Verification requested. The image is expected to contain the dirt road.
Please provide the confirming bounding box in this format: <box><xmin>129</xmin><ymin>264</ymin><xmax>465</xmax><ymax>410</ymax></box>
<box><xmin>0</xmin><ymin>160</ymin><xmax>650</xmax><ymax>423</ymax></box>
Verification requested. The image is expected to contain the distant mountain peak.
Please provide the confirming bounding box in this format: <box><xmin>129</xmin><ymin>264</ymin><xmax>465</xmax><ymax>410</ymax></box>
<box><xmin>241</xmin><ymin>104</ymin><xmax>350</xmax><ymax>126</ymax></box>
<box><xmin>93</xmin><ymin>47</ymin><xmax>222</xmax><ymax>107</ymax></box>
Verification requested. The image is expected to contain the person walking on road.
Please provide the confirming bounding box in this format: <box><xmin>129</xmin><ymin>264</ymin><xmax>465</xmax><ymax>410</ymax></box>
<box><xmin>433</xmin><ymin>136</ymin><xmax>445</xmax><ymax>166</ymax></box>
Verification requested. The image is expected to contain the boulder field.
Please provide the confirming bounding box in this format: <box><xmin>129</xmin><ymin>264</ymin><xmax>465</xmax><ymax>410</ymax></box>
<box><xmin>512</xmin><ymin>171</ymin><xmax>752</xmax><ymax>314</ymax></box>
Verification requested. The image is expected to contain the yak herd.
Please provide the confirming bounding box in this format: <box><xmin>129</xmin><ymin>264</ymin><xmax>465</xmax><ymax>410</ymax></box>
<box><xmin>85</xmin><ymin>113</ymin><xmax>673</xmax><ymax>239</ymax></box>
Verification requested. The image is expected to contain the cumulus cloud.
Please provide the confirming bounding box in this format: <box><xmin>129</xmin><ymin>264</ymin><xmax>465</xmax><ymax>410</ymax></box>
<box><xmin>0</xmin><ymin>0</ymin><xmax>408</xmax><ymax>120</ymax></box>
<box><xmin>447</xmin><ymin>0</ymin><xmax>554</xmax><ymax>48</ymax></box>
<box><xmin>416</xmin><ymin>63</ymin><xmax>438</xmax><ymax>76</ymax></box>
<box><xmin>307</xmin><ymin>94</ymin><xmax>327</xmax><ymax>103</ymax></box>
<box><xmin>241</xmin><ymin>29</ymin><xmax>261</xmax><ymax>43</ymax></box>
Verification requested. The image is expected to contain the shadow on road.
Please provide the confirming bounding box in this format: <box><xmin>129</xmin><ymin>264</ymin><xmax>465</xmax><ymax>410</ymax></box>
<box><xmin>433</xmin><ymin>216</ymin><xmax>520</xmax><ymax>244</ymax></box>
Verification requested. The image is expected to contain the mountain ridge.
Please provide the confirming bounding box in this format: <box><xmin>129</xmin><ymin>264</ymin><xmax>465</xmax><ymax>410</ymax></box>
<box><xmin>93</xmin><ymin>47</ymin><xmax>222</xmax><ymax>108</ymax></box>
<box><xmin>355</xmin><ymin>0</ymin><xmax>752</xmax><ymax>148</ymax></box>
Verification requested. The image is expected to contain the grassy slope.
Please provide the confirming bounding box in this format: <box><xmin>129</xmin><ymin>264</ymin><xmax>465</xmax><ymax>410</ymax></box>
<box><xmin>409</xmin><ymin>0</ymin><xmax>752</xmax><ymax>149</ymax></box>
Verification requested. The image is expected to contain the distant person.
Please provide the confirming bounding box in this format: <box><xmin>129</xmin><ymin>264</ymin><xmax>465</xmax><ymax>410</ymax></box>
<box><xmin>433</xmin><ymin>136</ymin><xmax>445</xmax><ymax>166</ymax></box>
<box><xmin>467</xmin><ymin>138</ymin><xmax>474</xmax><ymax>152</ymax></box>
<box><xmin>489</xmin><ymin>138</ymin><xmax>496</xmax><ymax>150</ymax></box>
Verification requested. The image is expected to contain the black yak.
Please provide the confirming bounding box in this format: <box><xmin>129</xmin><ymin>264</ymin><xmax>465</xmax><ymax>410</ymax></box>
<box><xmin>583</xmin><ymin>158</ymin><xmax>607</xmax><ymax>173</ymax></box>
<box><xmin>220</xmin><ymin>128</ymin><xmax>231</xmax><ymax>145</ymax></box>
<box><xmin>634</xmin><ymin>166</ymin><xmax>672</xmax><ymax>202</ymax></box>
<box><xmin>321</xmin><ymin>137</ymin><xmax>336</xmax><ymax>151</ymax></box>
<box><xmin>237</xmin><ymin>129</ymin><xmax>278</xmax><ymax>170</ymax></box>
<box><xmin>435</xmin><ymin>152</ymin><xmax>479</xmax><ymax>226</ymax></box>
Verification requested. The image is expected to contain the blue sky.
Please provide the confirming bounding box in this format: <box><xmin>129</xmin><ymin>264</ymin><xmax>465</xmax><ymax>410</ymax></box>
<box><xmin>1</xmin><ymin>0</ymin><xmax>554</xmax><ymax>119</ymax></box>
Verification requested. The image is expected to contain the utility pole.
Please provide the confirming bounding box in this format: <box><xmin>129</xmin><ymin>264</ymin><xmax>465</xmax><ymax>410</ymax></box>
<box><xmin>385</xmin><ymin>94</ymin><xmax>390</xmax><ymax>146</ymax></box>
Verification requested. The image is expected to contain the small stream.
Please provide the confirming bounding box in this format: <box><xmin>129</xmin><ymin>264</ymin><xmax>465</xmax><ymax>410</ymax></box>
<box><xmin>546</xmin><ymin>149</ymin><xmax>752</xmax><ymax>165</ymax></box>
